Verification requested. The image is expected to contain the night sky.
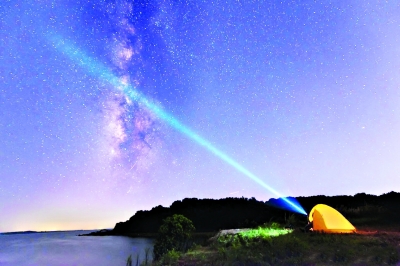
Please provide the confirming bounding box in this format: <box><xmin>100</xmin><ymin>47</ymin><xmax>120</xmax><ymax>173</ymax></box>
<box><xmin>1</xmin><ymin>0</ymin><xmax>400</xmax><ymax>232</ymax></box>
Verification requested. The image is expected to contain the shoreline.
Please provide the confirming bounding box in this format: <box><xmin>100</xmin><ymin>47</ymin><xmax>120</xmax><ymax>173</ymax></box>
<box><xmin>79</xmin><ymin>230</ymin><xmax>215</xmax><ymax>239</ymax></box>
<box><xmin>1</xmin><ymin>229</ymin><xmax>96</xmax><ymax>235</ymax></box>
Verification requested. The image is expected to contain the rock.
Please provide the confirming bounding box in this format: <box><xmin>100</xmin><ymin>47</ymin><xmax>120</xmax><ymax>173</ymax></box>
<box><xmin>208</xmin><ymin>228</ymin><xmax>251</xmax><ymax>243</ymax></box>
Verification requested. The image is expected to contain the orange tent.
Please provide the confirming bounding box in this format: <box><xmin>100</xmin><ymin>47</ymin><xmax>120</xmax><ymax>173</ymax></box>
<box><xmin>309</xmin><ymin>204</ymin><xmax>356</xmax><ymax>233</ymax></box>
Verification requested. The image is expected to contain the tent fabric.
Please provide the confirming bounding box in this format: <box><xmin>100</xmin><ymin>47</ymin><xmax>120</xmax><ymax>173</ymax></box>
<box><xmin>308</xmin><ymin>204</ymin><xmax>356</xmax><ymax>233</ymax></box>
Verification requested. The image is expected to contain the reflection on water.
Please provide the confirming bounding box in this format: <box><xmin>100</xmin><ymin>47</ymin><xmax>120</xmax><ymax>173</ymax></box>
<box><xmin>0</xmin><ymin>230</ymin><xmax>154</xmax><ymax>266</ymax></box>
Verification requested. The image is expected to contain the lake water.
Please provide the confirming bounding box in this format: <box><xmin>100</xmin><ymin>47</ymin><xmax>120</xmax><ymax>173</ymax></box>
<box><xmin>0</xmin><ymin>230</ymin><xmax>154</xmax><ymax>266</ymax></box>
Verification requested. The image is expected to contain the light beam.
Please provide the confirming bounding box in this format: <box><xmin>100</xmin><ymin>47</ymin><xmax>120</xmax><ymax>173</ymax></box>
<box><xmin>48</xmin><ymin>34</ymin><xmax>307</xmax><ymax>215</ymax></box>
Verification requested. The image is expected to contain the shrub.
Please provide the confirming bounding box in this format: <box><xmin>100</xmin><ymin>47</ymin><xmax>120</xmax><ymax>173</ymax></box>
<box><xmin>153</xmin><ymin>214</ymin><xmax>195</xmax><ymax>260</ymax></box>
<box><xmin>160</xmin><ymin>249</ymin><xmax>181</xmax><ymax>265</ymax></box>
<box><xmin>143</xmin><ymin>247</ymin><xmax>151</xmax><ymax>265</ymax></box>
<box><xmin>126</xmin><ymin>254</ymin><xmax>132</xmax><ymax>266</ymax></box>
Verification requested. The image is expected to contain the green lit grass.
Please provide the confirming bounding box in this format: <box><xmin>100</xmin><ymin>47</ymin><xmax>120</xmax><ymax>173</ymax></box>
<box><xmin>239</xmin><ymin>226</ymin><xmax>292</xmax><ymax>239</ymax></box>
<box><xmin>217</xmin><ymin>223</ymin><xmax>293</xmax><ymax>247</ymax></box>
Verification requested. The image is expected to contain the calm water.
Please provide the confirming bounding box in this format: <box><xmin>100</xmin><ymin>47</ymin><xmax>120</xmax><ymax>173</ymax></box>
<box><xmin>0</xmin><ymin>230</ymin><xmax>154</xmax><ymax>266</ymax></box>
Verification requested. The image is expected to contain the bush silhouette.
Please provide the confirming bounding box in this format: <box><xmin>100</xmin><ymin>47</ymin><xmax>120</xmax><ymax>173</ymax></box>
<box><xmin>153</xmin><ymin>214</ymin><xmax>195</xmax><ymax>260</ymax></box>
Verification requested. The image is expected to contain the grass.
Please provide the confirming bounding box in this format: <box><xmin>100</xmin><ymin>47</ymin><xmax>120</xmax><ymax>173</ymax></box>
<box><xmin>156</xmin><ymin>223</ymin><xmax>400</xmax><ymax>265</ymax></box>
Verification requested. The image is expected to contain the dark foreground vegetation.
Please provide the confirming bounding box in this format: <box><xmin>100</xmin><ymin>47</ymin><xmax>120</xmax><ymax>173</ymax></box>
<box><xmin>159</xmin><ymin>225</ymin><xmax>400</xmax><ymax>265</ymax></box>
<box><xmin>127</xmin><ymin>219</ymin><xmax>400</xmax><ymax>265</ymax></box>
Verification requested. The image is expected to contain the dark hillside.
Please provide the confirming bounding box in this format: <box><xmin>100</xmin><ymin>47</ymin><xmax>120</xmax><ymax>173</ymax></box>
<box><xmin>92</xmin><ymin>191</ymin><xmax>400</xmax><ymax>236</ymax></box>
<box><xmin>113</xmin><ymin>197</ymin><xmax>292</xmax><ymax>235</ymax></box>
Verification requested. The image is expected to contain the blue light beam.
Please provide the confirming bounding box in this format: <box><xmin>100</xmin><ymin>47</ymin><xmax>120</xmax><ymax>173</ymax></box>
<box><xmin>48</xmin><ymin>35</ymin><xmax>307</xmax><ymax>215</ymax></box>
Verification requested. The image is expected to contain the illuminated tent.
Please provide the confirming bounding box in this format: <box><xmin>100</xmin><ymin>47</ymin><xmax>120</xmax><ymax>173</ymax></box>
<box><xmin>309</xmin><ymin>204</ymin><xmax>356</xmax><ymax>233</ymax></box>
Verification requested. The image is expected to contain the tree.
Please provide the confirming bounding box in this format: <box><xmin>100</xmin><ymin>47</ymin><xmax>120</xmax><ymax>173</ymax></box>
<box><xmin>153</xmin><ymin>214</ymin><xmax>195</xmax><ymax>260</ymax></box>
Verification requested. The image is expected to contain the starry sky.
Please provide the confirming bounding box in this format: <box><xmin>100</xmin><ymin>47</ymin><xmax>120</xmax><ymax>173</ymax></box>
<box><xmin>1</xmin><ymin>0</ymin><xmax>400</xmax><ymax>232</ymax></box>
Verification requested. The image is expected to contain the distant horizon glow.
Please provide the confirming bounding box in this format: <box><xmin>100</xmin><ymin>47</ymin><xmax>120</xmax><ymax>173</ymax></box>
<box><xmin>48</xmin><ymin>35</ymin><xmax>307</xmax><ymax>216</ymax></box>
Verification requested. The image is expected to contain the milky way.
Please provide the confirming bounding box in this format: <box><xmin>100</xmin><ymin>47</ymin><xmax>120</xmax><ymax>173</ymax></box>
<box><xmin>1</xmin><ymin>0</ymin><xmax>400</xmax><ymax>231</ymax></box>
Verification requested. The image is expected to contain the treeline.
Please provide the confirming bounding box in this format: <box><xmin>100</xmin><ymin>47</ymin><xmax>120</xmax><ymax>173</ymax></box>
<box><xmin>93</xmin><ymin>191</ymin><xmax>400</xmax><ymax>236</ymax></box>
<box><xmin>113</xmin><ymin>197</ymin><xmax>292</xmax><ymax>235</ymax></box>
<box><xmin>296</xmin><ymin>191</ymin><xmax>400</xmax><ymax>211</ymax></box>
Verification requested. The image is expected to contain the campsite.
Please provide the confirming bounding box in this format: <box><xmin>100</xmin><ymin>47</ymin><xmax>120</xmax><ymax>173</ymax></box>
<box><xmin>154</xmin><ymin>200</ymin><xmax>400</xmax><ymax>265</ymax></box>
<box><xmin>103</xmin><ymin>192</ymin><xmax>400</xmax><ymax>265</ymax></box>
<box><xmin>183</xmin><ymin>203</ymin><xmax>398</xmax><ymax>265</ymax></box>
